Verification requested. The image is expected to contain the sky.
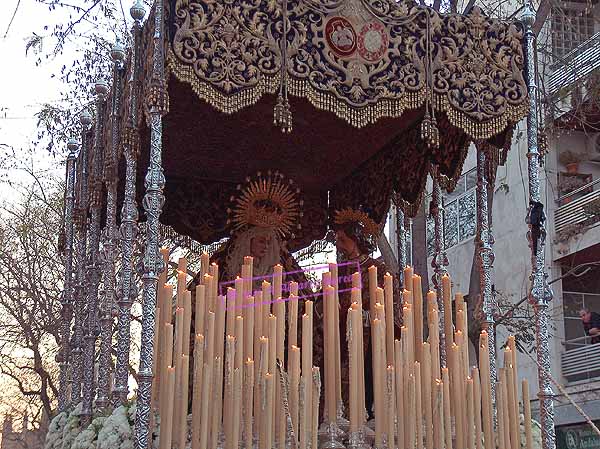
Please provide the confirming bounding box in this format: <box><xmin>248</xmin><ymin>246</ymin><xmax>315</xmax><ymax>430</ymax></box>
<box><xmin>0</xmin><ymin>0</ymin><xmax>77</xmax><ymax>198</ymax></box>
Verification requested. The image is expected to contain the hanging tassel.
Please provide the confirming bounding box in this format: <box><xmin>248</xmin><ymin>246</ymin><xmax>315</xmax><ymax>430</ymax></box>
<box><xmin>274</xmin><ymin>0</ymin><xmax>292</xmax><ymax>133</ymax></box>
<box><xmin>421</xmin><ymin>110</ymin><xmax>440</xmax><ymax>149</ymax></box>
<box><xmin>274</xmin><ymin>93</ymin><xmax>293</xmax><ymax>133</ymax></box>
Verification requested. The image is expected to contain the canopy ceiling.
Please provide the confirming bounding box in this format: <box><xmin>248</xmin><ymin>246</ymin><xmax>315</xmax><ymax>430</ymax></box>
<box><xmin>116</xmin><ymin>0</ymin><xmax>529</xmax><ymax>249</ymax></box>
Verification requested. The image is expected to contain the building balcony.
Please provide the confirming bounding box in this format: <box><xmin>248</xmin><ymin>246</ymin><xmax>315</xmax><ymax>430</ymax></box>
<box><xmin>554</xmin><ymin>178</ymin><xmax>600</xmax><ymax>250</ymax></box>
<box><xmin>562</xmin><ymin>291</ymin><xmax>600</xmax><ymax>382</ymax></box>
<box><xmin>561</xmin><ymin>336</ymin><xmax>600</xmax><ymax>382</ymax></box>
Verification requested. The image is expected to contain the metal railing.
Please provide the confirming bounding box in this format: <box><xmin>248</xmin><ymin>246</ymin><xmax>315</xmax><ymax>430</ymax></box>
<box><xmin>554</xmin><ymin>178</ymin><xmax>600</xmax><ymax>234</ymax></box>
<box><xmin>561</xmin><ymin>337</ymin><xmax>600</xmax><ymax>381</ymax></box>
<box><xmin>549</xmin><ymin>31</ymin><xmax>600</xmax><ymax>96</ymax></box>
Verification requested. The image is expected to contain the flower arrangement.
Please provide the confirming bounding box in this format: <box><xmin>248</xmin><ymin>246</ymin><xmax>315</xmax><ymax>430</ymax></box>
<box><xmin>44</xmin><ymin>409</ymin><xmax>68</xmax><ymax>449</ymax></box>
<box><xmin>96</xmin><ymin>401</ymin><xmax>137</xmax><ymax>449</ymax></box>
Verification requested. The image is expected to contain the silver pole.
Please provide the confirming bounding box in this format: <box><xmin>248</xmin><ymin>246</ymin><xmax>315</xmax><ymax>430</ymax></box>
<box><xmin>113</xmin><ymin>0</ymin><xmax>146</xmax><ymax>405</ymax></box>
<box><xmin>81</xmin><ymin>79</ymin><xmax>109</xmax><ymax>426</ymax></box>
<box><xmin>475</xmin><ymin>147</ymin><xmax>497</xmax><ymax>423</ymax></box>
<box><xmin>96</xmin><ymin>40</ymin><xmax>126</xmax><ymax>410</ymax></box>
<box><xmin>431</xmin><ymin>176</ymin><xmax>448</xmax><ymax>365</ymax></box>
<box><xmin>71</xmin><ymin>109</ymin><xmax>92</xmax><ymax>404</ymax></box>
<box><xmin>134</xmin><ymin>0</ymin><xmax>168</xmax><ymax>445</ymax></box>
<box><xmin>522</xmin><ymin>5</ymin><xmax>556</xmax><ymax>449</ymax></box>
<box><xmin>58</xmin><ymin>139</ymin><xmax>78</xmax><ymax>411</ymax></box>
<box><xmin>395</xmin><ymin>201</ymin><xmax>406</xmax><ymax>283</ymax></box>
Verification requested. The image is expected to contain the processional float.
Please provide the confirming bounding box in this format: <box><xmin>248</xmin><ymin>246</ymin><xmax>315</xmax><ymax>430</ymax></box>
<box><xmin>57</xmin><ymin>0</ymin><xmax>555</xmax><ymax>448</ymax></box>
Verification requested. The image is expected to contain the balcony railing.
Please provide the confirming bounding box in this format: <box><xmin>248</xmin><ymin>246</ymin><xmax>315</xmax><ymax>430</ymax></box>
<box><xmin>549</xmin><ymin>32</ymin><xmax>600</xmax><ymax>97</ymax></box>
<box><xmin>561</xmin><ymin>336</ymin><xmax>600</xmax><ymax>381</ymax></box>
<box><xmin>555</xmin><ymin>178</ymin><xmax>600</xmax><ymax>235</ymax></box>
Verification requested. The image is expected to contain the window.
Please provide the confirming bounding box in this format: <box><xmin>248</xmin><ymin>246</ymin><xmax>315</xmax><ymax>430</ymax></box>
<box><xmin>551</xmin><ymin>5</ymin><xmax>595</xmax><ymax>60</ymax></box>
<box><xmin>426</xmin><ymin>168</ymin><xmax>477</xmax><ymax>256</ymax></box>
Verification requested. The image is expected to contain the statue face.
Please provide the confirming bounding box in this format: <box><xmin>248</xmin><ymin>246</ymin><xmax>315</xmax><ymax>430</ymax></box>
<box><xmin>250</xmin><ymin>234</ymin><xmax>271</xmax><ymax>259</ymax></box>
<box><xmin>335</xmin><ymin>229</ymin><xmax>359</xmax><ymax>257</ymax></box>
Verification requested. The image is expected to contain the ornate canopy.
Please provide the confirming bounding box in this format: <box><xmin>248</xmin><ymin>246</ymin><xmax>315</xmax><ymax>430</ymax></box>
<box><xmin>119</xmin><ymin>0</ymin><xmax>529</xmax><ymax>250</ymax></box>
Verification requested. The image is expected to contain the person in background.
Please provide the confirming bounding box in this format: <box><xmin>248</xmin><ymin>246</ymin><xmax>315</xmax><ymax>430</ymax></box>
<box><xmin>580</xmin><ymin>308</ymin><xmax>600</xmax><ymax>344</ymax></box>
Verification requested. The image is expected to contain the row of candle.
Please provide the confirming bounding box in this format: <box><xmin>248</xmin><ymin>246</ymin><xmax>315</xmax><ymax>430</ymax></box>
<box><xmin>149</xmin><ymin>248</ymin><xmax>534</xmax><ymax>449</ymax></box>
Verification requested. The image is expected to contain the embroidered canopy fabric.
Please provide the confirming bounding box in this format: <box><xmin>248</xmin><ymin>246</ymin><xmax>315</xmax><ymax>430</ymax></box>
<box><xmin>121</xmin><ymin>0</ymin><xmax>529</xmax><ymax>249</ymax></box>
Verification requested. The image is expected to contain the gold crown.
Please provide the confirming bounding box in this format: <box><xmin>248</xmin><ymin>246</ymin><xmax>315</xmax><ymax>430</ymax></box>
<box><xmin>334</xmin><ymin>207</ymin><xmax>381</xmax><ymax>238</ymax></box>
<box><xmin>227</xmin><ymin>171</ymin><xmax>303</xmax><ymax>237</ymax></box>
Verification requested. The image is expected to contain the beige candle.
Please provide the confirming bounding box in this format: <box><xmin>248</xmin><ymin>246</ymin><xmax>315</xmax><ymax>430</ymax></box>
<box><xmin>429</xmin><ymin>308</ymin><xmax>441</xmax><ymax>381</ymax></box>
<box><xmin>245</xmin><ymin>295</ymin><xmax>254</xmax><ymax>363</ymax></box>
<box><xmin>212</xmin><ymin>296</ymin><xmax>226</xmax><ymax>447</ymax></box>
<box><xmin>372</xmin><ymin>319</ymin><xmax>384</xmax><ymax>447</ymax></box>
<box><xmin>215</xmin><ymin>295</ymin><xmax>226</xmax><ymax>362</ymax></box>
<box><xmin>176</xmin><ymin>270</ymin><xmax>186</xmax><ymax>308</ymax></box>
<box><xmin>329</xmin><ymin>263</ymin><xmax>342</xmax><ymax>409</ymax></box>
<box><xmin>422</xmin><ymin>342</ymin><xmax>434</xmax><ymax>449</ymax></box>
<box><xmin>386</xmin><ymin>365</ymin><xmax>396</xmax><ymax>449</ymax></box>
<box><xmin>191</xmin><ymin>334</ymin><xmax>205</xmax><ymax>449</ymax></box>
<box><xmin>209</xmin><ymin>263</ymin><xmax>219</xmax><ymax>305</ymax></box>
<box><xmin>290</xmin><ymin>280</ymin><xmax>298</xmax><ymax>296</ymax></box>
<box><xmin>404</xmin><ymin>304</ymin><xmax>414</xmax><ymax>366</ymax></box>
<box><xmin>254</xmin><ymin>290</ymin><xmax>263</xmax><ymax>381</ymax></box>
<box><xmin>273</xmin><ymin>264</ymin><xmax>283</xmax><ymax>299</ymax></box>
<box><xmin>160</xmin><ymin>323</ymin><xmax>174</xmax><ymax>414</ymax></box>
<box><xmin>395</xmin><ymin>339</ymin><xmax>405</xmax><ymax>448</ymax></box>
<box><xmin>268</xmin><ymin>315</ymin><xmax>277</xmax><ymax>375</ymax></box>
<box><xmin>523</xmin><ymin>379</ymin><xmax>533</xmax><ymax>449</ymax></box>
<box><xmin>505</xmin><ymin>348</ymin><xmax>519</xmax><ymax>449</ymax></box>
<box><xmin>232</xmin><ymin>368</ymin><xmax>242</xmax><ymax>449</ymax></box>
<box><xmin>199</xmin><ymin>362</ymin><xmax>212</xmax><ymax>449</ymax></box>
<box><xmin>299</xmin><ymin>375</ymin><xmax>307</xmax><ymax>449</ymax></box>
<box><xmin>158</xmin><ymin>366</ymin><xmax>175</xmax><ymax>449</ymax></box>
<box><xmin>226</xmin><ymin>288</ymin><xmax>236</xmax><ymax>338</ymax></box>
<box><xmin>352</xmin><ymin>271</ymin><xmax>361</xmax><ymax>289</ymax></box>
<box><xmin>290</xmin><ymin>346</ymin><xmax>301</xmax><ymax>436</ymax></box>
<box><xmin>177</xmin><ymin>355</ymin><xmax>190</xmax><ymax>449</ymax></box>
<box><xmin>368</xmin><ymin>265</ymin><xmax>378</xmax><ymax>317</ymax></box>
<box><xmin>403</xmin><ymin>266</ymin><xmax>414</xmax><ymax>293</ymax></box>
<box><xmin>235</xmin><ymin>277</ymin><xmax>244</xmax><ymax>316</ymax></box>
<box><xmin>162</xmin><ymin>284</ymin><xmax>173</xmax><ymax>325</ymax></box>
<box><xmin>172</xmin><ymin>307</ymin><xmax>184</xmax><ymax>438</ymax></box>
<box><xmin>408</xmin><ymin>373</ymin><xmax>416</xmax><ymax>449</ymax></box>
<box><xmin>467</xmin><ymin>377</ymin><xmax>475</xmax><ymax>449</ymax></box>
<box><xmin>205</xmin><ymin>312</ymin><xmax>215</xmax><ymax>364</ymax></box>
<box><xmin>479</xmin><ymin>332</ymin><xmax>493</xmax><ymax>449</ymax></box>
<box><xmin>501</xmin><ymin>370</ymin><xmax>512</xmax><ymax>449</ymax></box>
<box><xmin>311</xmin><ymin>367</ymin><xmax>320</xmax><ymax>449</ymax></box>
<box><xmin>384</xmin><ymin>273</ymin><xmax>395</xmax><ymax>366</ymax></box>
<box><xmin>426</xmin><ymin>290</ymin><xmax>437</xmax><ymax>317</ymax></box>
<box><xmin>496</xmin><ymin>377</ymin><xmax>506</xmax><ymax>449</ymax></box>
<box><xmin>325</xmin><ymin>285</ymin><xmax>336</xmax><ymax>424</ymax></box>
<box><xmin>210</xmin><ymin>356</ymin><xmax>223</xmax><ymax>449</ymax></box>
<box><xmin>262</xmin><ymin>373</ymin><xmax>275</xmax><ymax>449</ymax></box>
<box><xmin>301</xmin><ymin>303</ymin><xmax>313</xmax><ymax>440</ymax></box>
<box><xmin>174</xmin><ymin>307</ymin><xmax>184</xmax><ymax>360</ymax></box>
<box><xmin>235</xmin><ymin>316</ymin><xmax>244</xmax><ymax>370</ymax></box>
<box><xmin>224</xmin><ymin>336</ymin><xmax>236</xmax><ymax>449</ymax></box>
<box><xmin>433</xmin><ymin>379</ymin><xmax>444</xmax><ymax>449</ymax></box>
<box><xmin>349</xmin><ymin>308</ymin><xmax>360</xmax><ymax>433</ymax></box>
<box><xmin>200</xmin><ymin>251</ymin><xmax>209</xmax><ymax>277</ymax></box>
<box><xmin>442</xmin><ymin>274</ymin><xmax>454</xmax><ymax>356</ymax></box>
<box><xmin>257</xmin><ymin>337</ymin><xmax>269</xmax><ymax>437</ymax></box>
<box><xmin>245</xmin><ymin>359</ymin><xmax>254</xmax><ymax>449</ymax></box>
<box><xmin>413</xmin><ymin>274</ymin><xmax>424</xmax><ymax>363</ymax></box>
<box><xmin>472</xmin><ymin>367</ymin><xmax>483</xmax><ymax>449</ymax></box>
<box><xmin>415</xmin><ymin>361</ymin><xmax>423</xmax><ymax>449</ymax></box>
<box><xmin>183</xmin><ymin>292</ymin><xmax>192</xmax><ymax>356</ymax></box>
<box><xmin>508</xmin><ymin>336</ymin><xmax>520</xmax><ymax>442</ymax></box>
<box><xmin>442</xmin><ymin>369</ymin><xmax>453</xmax><ymax>449</ymax></box>
<box><xmin>288</xmin><ymin>294</ymin><xmax>299</xmax><ymax>351</ymax></box>
<box><xmin>451</xmin><ymin>344</ymin><xmax>465</xmax><ymax>449</ymax></box>
<box><xmin>203</xmin><ymin>273</ymin><xmax>214</xmax><ymax>313</ymax></box>
<box><xmin>195</xmin><ymin>284</ymin><xmax>206</xmax><ymax>337</ymax></box>
<box><xmin>355</xmin><ymin>298</ymin><xmax>366</xmax><ymax>425</ymax></box>
<box><xmin>262</xmin><ymin>281</ymin><xmax>272</xmax><ymax>336</ymax></box>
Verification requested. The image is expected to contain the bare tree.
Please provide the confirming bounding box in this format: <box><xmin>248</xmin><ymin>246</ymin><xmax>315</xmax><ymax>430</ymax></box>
<box><xmin>0</xmin><ymin>170</ymin><xmax>64</xmax><ymax>425</ymax></box>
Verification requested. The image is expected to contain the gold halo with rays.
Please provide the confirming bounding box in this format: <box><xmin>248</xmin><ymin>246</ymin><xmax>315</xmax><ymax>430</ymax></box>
<box><xmin>334</xmin><ymin>207</ymin><xmax>381</xmax><ymax>238</ymax></box>
<box><xmin>227</xmin><ymin>171</ymin><xmax>303</xmax><ymax>238</ymax></box>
